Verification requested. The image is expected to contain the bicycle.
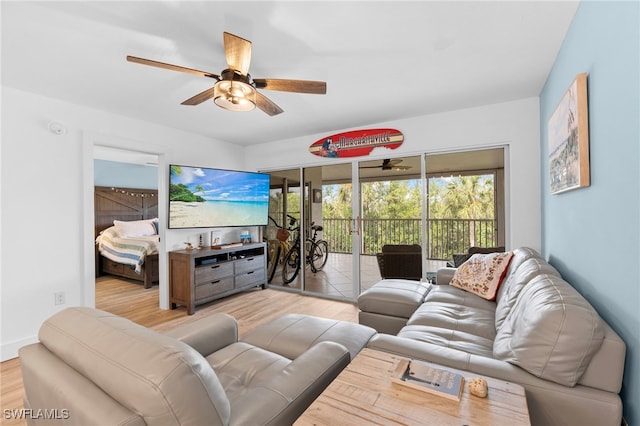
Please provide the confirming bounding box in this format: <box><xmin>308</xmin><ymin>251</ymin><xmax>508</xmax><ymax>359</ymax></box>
<box><xmin>282</xmin><ymin>217</ymin><xmax>329</xmax><ymax>284</ymax></box>
<box><xmin>266</xmin><ymin>215</ymin><xmax>296</xmax><ymax>283</ymax></box>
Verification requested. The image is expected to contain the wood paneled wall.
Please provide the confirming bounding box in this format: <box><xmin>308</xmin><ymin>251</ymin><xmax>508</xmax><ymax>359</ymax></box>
<box><xmin>94</xmin><ymin>186</ymin><xmax>158</xmax><ymax>236</ymax></box>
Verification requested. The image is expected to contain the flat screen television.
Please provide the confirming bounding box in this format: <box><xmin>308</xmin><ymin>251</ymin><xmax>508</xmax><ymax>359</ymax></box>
<box><xmin>169</xmin><ymin>165</ymin><xmax>270</xmax><ymax>229</ymax></box>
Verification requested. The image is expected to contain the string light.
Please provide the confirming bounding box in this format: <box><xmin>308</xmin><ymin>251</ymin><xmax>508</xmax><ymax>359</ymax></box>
<box><xmin>109</xmin><ymin>187</ymin><xmax>156</xmax><ymax>198</ymax></box>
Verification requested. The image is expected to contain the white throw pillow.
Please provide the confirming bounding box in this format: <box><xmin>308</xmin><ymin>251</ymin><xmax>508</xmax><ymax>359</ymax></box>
<box><xmin>113</xmin><ymin>219</ymin><xmax>157</xmax><ymax>238</ymax></box>
<box><xmin>450</xmin><ymin>252</ymin><xmax>514</xmax><ymax>301</ymax></box>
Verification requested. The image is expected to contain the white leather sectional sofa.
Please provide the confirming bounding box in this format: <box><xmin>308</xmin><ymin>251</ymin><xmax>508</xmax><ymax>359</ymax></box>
<box><xmin>359</xmin><ymin>247</ymin><xmax>626</xmax><ymax>426</ymax></box>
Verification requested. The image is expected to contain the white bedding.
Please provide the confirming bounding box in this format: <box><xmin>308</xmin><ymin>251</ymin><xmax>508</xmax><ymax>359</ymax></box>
<box><xmin>96</xmin><ymin>226</ymin><xmax>159</xmax><ymax>274</ymax></box>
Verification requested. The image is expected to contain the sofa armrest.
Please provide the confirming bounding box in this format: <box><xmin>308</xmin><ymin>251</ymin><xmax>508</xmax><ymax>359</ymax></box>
<box><xmin>269</xmin><ymin>341</ymin><xmax>350</xmax><ymax>404</ymax></box>
<box><xmin>164</xmin><ymin>313</ymin><xmax>238</xmax><ymax>356</ymax></box>
<box><xmin>20</xmin><ymin>343</ymin><xmax>145</xmax><ymax>426</ymax></box>
<box><xmin>229</xmin><ymin>341</ymin><xmax>350</xmax><ymax>426</ymax></box>
<box><xmin>436</xmin><ymin>267</ymin><xmax>457</xmax><ymax>285</ymax></box>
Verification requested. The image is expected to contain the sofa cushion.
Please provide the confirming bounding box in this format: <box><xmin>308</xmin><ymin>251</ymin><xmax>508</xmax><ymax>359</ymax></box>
<box><xmin>207</xmin><ymin>342</ymin><xmax>291</xmax><ymax>395</ymax></box>
<box><xmin>493</xmin><ymin>274</ymin><xmax>605</xmax><ymax>387</ymax></box>
<box><xmin>450</xmin><ymin>251</ymin><xmax>514</xmax><ymax>300</ymax></box>
<box><xmin>400</xmin><ymin>285</ymin><xmax>497</xmax><ymax>357</ymax></box>
<box><xmin>423</xmin><ymin>284</ymin><xmax>497</xmax><ymax>314</ymax></box>
<box><xmin>501</xmin><ymin>247</ymin><xmax>542</xmax><ymax>280</ymax></box>
<box><xmin>494</xmin><ymin>257</ymin><xmax>561</xmax><ymax>330</ymax></box>
<box><xmin>398</xmin><ymin>325</ymin><xmax>495</xmax><ymax>357</ymax></box>
<box><xmin>409</xmin><ymin>288</ymin><xmax>497</xmax><ymax>341</ymax></box>
<box><xmin>357</xmin><ymin>280</ymin><xmax>432</xmax><ymax>320</ymax></box>
<box><xmin>242</xmin><ymin>313</ymin><xmax>377</xmax><ymax>360</ymax></box>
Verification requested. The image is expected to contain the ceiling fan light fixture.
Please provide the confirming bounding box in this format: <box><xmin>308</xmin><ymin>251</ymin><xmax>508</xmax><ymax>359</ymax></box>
<box><xmin>127</xmin><ymin>32</ymin><xmax>325</xmax><ymax>115</ymax></box>
<box><xmin>213</xmin><ymin>79</ymin><xmax>256</xmax><ymax>112</ymax></box>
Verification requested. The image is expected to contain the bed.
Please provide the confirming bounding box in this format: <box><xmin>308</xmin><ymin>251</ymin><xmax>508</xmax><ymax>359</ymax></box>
<box><xmin>94</xmin><ymin>186</ymin><xmax>160</xmax><ymax>288</ymax></box>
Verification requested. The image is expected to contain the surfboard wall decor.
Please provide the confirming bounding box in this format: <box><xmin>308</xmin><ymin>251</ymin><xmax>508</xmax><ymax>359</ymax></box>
<box><xmin>309</xmin><ymin>128</ymin><xmax>404</xmax><ymax>158</ymax></box>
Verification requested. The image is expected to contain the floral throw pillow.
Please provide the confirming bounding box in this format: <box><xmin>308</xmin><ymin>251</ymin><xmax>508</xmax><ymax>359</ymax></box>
<box><xmin>450</xmin><ymin>252</ymin><xmax>514</xmax><ymax>300</ymax></box>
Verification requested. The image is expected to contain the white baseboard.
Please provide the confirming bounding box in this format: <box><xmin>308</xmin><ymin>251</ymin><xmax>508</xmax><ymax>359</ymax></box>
<box><xmin>1</xmin><ymin>335</ymin><xmax>38</xmax><ymax>361</ymax></box>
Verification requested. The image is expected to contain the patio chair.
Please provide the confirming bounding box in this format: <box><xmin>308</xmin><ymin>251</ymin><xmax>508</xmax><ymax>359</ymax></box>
<box><xmin>376</xmin><ymin>244</ymin><xmax>422</xmax><ymax>280</ymax></box>
<box><xmin>447</xmin><ymin>246</ymin><xmax>506</xmax><ymax>267</ymax></box>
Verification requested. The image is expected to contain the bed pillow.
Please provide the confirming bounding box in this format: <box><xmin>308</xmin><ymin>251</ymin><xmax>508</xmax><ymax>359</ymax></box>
<box><xmin>449</xmin><ymin>252</ymin><xmax>514</xmax><ymax>300</ymax></box>
<box><xmin>150</xmin><ymin>218</ymin><xmax>159</xmax><ymax>234</ymax></box>
<box><xmin>113</xmin><ymin>219</ymin><xmax>157</xmax><ymax>238</ymax></box>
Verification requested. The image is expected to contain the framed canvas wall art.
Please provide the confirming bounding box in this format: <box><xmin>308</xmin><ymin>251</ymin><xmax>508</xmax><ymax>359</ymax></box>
<box><xmin>548</xmin><ymin>73</ymin><xmax>590</xmax><ymax>194</ymax></box>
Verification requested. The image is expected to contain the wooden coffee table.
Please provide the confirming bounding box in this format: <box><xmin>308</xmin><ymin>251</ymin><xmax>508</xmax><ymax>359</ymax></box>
<box><xmin>295</xmin><ymin>348</ymin><xmax>530</xmax><ymax>425</ymax></box>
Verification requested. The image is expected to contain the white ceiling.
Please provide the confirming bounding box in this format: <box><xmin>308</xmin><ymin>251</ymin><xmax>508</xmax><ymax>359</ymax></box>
<box><xmin>2</xmin><ymin>1</ymin><xmax>578</xmax><ymax>147</ymax></box>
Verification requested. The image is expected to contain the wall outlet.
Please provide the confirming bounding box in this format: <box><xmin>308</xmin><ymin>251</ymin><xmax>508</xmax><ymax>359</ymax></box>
<box><xmin>54</xmin><ymin>291</ymin><xmax>66</xmax><ymax>305</ymax></box>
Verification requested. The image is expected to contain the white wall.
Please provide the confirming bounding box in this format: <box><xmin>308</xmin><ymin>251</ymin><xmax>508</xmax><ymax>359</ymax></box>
<box><xmin>246</xmin><ymin>97</ymin><xmax>542</xmax><ymax>252</ymax></box>
<box><xmin>0</xmin><ymin>87</ymin><xmax>245</xmax><ymax>360</ymax></box>
<box><xmin>1</xmin><ymin>88</ymin><xmax>541</xmax><ymax>361</ymax></box>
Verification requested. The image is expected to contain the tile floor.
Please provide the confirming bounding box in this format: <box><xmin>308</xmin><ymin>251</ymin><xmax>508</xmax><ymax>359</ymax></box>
<box><xmin>268</xmin><ymin>253</ymin><xmax>447</xmax><ymax>301</ymax></box>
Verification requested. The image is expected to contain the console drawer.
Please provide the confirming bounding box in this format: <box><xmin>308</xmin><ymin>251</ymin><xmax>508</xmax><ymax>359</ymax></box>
<box><xmin>195</xmin><ymin>277</ymin><xmax>234</xmax><ymax>300</ymax></box>
<box><xmin>235</xmin><ymin>255</ymin><xmax>265</xmax><ymax>275</ymax></box>
<box><xmin>235</xmin><ymin>268</ymin><xmax>266</xmax><ymax>288</ymax></box>
<box><xmin>195</xmin><ymin>262</ymin><xmax>233</xmax><ymax>284</ymax></box>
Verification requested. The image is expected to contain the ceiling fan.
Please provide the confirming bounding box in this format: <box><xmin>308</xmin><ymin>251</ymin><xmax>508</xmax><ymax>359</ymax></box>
<box><xmin>361</xmin><ymin>159</ymin><xmax>412</xmax><ymax>171</ymax></box>
<box><xmin>126</xmin><ymin>32</ymin><xmax>326</xmax><ymax>116</ymax></box>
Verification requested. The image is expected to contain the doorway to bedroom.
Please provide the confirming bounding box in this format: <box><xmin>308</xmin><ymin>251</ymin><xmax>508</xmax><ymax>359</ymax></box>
<box><xmin>93</xmin><ymin>146</ymin><xmax>160</xmax><ymax>311</ymax></box>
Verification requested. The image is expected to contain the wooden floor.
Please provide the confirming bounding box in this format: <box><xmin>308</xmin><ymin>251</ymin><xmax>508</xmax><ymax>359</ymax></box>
<box><xmin>0</xmin><ymin>276</ymin><xmax>359</xmax><ymax>426</ymax></box>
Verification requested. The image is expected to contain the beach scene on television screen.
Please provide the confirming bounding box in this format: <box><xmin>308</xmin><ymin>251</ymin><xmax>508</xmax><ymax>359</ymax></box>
<box><xmin>169</xmin><ymin>166</ymin><xmax>269</xmax><ymax>228</ymax></box>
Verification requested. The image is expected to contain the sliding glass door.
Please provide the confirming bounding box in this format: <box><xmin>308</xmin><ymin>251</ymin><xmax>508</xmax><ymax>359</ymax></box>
<box><xmin>425</xmin><ymin>148</ymin><xmax>506</xmax><ymax>270</ymax></box>
<box><xmin>301</xmin><ymin>164</ymin><xmax>354</xmax><ymax>298</ymax></box>
<box><xmin>264</xmin><ymin>164</ymin><xmax>356</xmax><ymax>300</ymax></box>
<box><xmin>358</xmin><ymin>155</ymin><xmax>425</xmax><ymax>293</ymax></box>
<box><xmin>263</xmin><ymin>146</ymin><xmax>506</xmax><ymax>301</ymax></box>
<box><xmin>265</xmin><ymin>169</ymin><xmax>302</xmax><ymax>289</ymax></box>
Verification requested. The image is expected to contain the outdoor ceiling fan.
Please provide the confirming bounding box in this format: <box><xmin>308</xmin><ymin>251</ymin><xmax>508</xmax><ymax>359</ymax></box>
<box><xmin>361</xmin><ymin>159</ymin><xmax>412</xmax><ymax>171</ymax></box>
<box><xmin>126</xmin><ymin>32</ymin><xmax>326</xmax><ymax>116</ymax></box>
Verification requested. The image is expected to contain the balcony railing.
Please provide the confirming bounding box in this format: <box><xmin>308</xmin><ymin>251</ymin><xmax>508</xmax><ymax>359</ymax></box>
<box><xmin>321</xmin><ymin>218</ymin><xmax>498</xmax><ymax>260</ymax></box>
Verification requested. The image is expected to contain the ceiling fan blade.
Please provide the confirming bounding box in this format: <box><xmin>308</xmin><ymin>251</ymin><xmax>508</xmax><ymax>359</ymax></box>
<box><xmin>384</xmin><ymin>165</ymin><xmax>412</xmax><ymax>171</ymax></box>
<box><xmin>361</xmin><ymin>159</ymin><xmax>410</xmax><ymax>170</ymax></box>
<box><xmin>254</xmin><ymin>78</ymin><xmax>327</xmax><ymax>94</ymax></box>
<box><xmin>360</xmin><ymin>164</ymin><xmax>384</xmax><ymax>169</ymax></box>
<box><xmin>126</xmin><ymin>56</ymin><xmax>219</xmax><ymax>79</ymax></box>
<box><xmin>223</xmin><ymin>32</ymin><xmax>252</xmax><ymax>75</ymax></box>
<box><xmin>255</xmin><ymin>91</ymin><xmax>284</xmax><ymax>116</ymax></box>
<box><xmin>181</xmin><ymin>87</ymin><xmax>216</xmax><ymax>105</ymax></box>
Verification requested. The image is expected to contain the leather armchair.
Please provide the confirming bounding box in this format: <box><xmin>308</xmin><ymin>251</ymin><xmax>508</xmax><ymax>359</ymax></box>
<box><xmin>19</xmin><ymin>307</ymin><xmax>351</xmax><ymax>425</ymax></box>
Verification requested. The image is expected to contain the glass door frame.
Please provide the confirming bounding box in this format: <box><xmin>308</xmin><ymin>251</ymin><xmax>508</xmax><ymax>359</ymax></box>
<box><xmin>351</xmin><ymin>161</ymin><xmax>361</xmax><ymax>300</ymax></box>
